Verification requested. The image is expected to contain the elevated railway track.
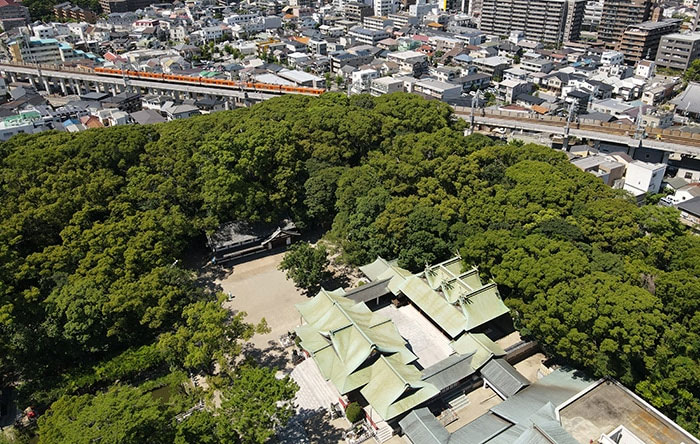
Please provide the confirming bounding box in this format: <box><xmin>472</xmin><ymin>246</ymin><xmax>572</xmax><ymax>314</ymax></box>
<box><xmin>453</xmin><ymin>107</ymin><xmax>700</xmax><ymax>157</ymax></box>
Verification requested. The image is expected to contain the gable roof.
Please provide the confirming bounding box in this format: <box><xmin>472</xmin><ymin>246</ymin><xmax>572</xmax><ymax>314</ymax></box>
<box><xmin>296</xmin><ymin>288</ymin><xmax>417</xmax><ymax>394</ymax></box>
<box><xmin>450</xmin><ymin>333</ymin><xmax>506</xmax><ymax>370</ymax></box>
<box><xmin>360</xmin><ymin>256</ymin><xmax>510</xmax><ymax>338</ymax></box>
<box><xmin>677</xmin><ymin>196</ymin><xmax>700</xmax><ymax>216</ymax></box>
<box><xmin>401</xmin><ymin>370</ymin><xmax>592</xmax><ymax>444</ymax></box>
<box><xmin>480</xmin><ymin>358</ymin><xmax>531</xmax><ymax>399</ymax></box>
<box><xmin>421</xmin><ymin>352</ymin><xmax>477</xmax><ymax>391</ymax></box>
<box><xmin>360</xmin><ymin>354</ymin><xmax>439</xmax><ymax>420</ymax></box>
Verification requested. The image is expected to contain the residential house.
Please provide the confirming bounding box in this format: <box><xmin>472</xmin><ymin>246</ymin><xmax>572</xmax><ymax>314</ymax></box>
<box><xmin>370</xmin><ymin>76</ymin><xmax>404</xmax><ymax>96</ymax></box>
<box><xmin>677</xmin><ymin>196</ymin><xmax>700</xmax><ymax>232</ymax></box>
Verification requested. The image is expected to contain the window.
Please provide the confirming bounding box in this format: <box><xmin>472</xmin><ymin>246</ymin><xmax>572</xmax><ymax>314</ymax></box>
<box><xmin>685</xmin><ymin>172</ymin><xmax>693</xmax><ymax>179</ymax></box>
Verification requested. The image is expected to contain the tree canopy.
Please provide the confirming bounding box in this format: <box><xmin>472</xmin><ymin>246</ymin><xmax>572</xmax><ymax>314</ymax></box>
<box><xmin>279</xmin><ymin>242</ymin><xmax>331</xmax><ymax>295</ymax></box>
<box><xmin>1</xmin><ymin>92</ymin><xmax>698</xmax><ymax>438</ymax></box>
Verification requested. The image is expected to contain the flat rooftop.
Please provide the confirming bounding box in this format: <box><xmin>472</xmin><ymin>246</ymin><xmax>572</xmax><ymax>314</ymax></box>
<box><xmin>559</xmin><ymin>381</ymin><xmax>697</xmax><ymax>444</ymax></box>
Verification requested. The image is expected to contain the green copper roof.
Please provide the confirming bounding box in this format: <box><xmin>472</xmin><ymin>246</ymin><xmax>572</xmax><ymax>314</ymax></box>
<box><xmin>295</xmin><ymin>288</ymin><xmax>417</xmax><ymax>395</ymax></box>
<box><xmin>360</xmin><ymin>354</ymin><xmax>439</xmax><ymax>421</ymax></box>
<box><xmin>360</xmin><ymin>256</ymin><xmax>511</xmax><ymax>338</ymax></box>
<box><xmin>450</xmin><ymin>333</ymin><xmax>506</xmax><ymax>370</ymax></box>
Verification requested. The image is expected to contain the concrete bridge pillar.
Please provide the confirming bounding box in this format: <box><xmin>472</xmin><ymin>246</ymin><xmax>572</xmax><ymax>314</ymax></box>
<box><xmin>8</xmin><ymin>72</ymin><xmax>17</xmax><ymax>83</ymax></box>
<box><xmin>28</xmin><ymin>76</ymin><xmax>37</xmax><ymax>90</ymax></box>
<box><xmin>43</xmin><ymin>77</ymin><xmax>51</xmax><ymax>93</ymax></box>
<box><xmin>110</xmin><ymin>84</ymin><xmax>117</xmax><ymax>95</ymax></box>
<box><xmin>59</xmin><ymin>79</ymin><xmax>67</xmax><ymax>95</ymax></box>
<box><xmin>662</xmin><ymin>150</ymin><xmax>670</xmax><ymax>164</ymax></box>
<box><xmin>173</xmin><ymin>90</ymin><xmax>180</xmax><ymax>100</ymax></box>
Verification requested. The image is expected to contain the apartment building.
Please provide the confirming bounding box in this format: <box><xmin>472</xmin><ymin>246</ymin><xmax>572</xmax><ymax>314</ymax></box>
<box><xmin>370</xmin><ymin>76</ymin><xmax>404</xmax><ymax>95</ymax></box>
<box><xmin>412</xmin><ymin>79</ymin><xmax>462</xmax><ymax>100</ymax></box>
<box><xmin>351</xmin><ymin>69</ymin><xmax>379</xmax><ymax>93</ymax></box>
<box><xmin>598</xmin><ymin>0</ymin><xmax>652</xmax><ymax>47</ymax></box>
<box><xmin>655</xmin><ymin>32</ymin><xmax>700</xmax><ymax>70</ymax></box>
<box><xmin>387</xmin><ymin>50</ymin><xmax>429</xmax><ymax>77</ymax></box>
<box><xmin>9</xmin><ymin>36</ymin><xmax>62</xmax><ymax>64</ymax></box>
<box><xmin>601</xmin><ymin>49</ymin><xmax>624</xmax><ymax>65</ymax></box>
<box><xmin>330</xmin><ymin>48</ymin><xmax>375</xmax><ymax>72</ymax></box>
<box><xmin>348</xmin><ymin>26</ymin><xmax>391</xmax><ymax>44</ymax></box>
<box><xmin>583</xmin><ymin>0</ymin><xmax>603</xmax><ymax>30</ymax></box>
<box><xmin>618</xmin><ymin>19</ymin><xmax>681</xmax><ymax>64</ymax></box>
<box><xmin>0</xmin><ymin>0</ymin><xmax>29</xmax><ymax>31</ymax></box>
<box><xmin>53</xmin><ymin>2</ymin><xmax>98</xmax><ymax>23</ymax></box>
<box><xmin>521</xmin><ymin>58</ymin><xmax>554</xmax><ymax>73</ymax></box>
<box><xmin>100</xmin><ymin>0</ymin><xmax>173</xmax><ymax>14</ymax></box>
<box><xmin>363</xmin><ymin>16</ymin><xmax>393</xmax><ymax>31</ymax></box>
<box><xmin>479</xmin><ymin>0</ymin><xmax>586</xmax><ymax>45</ymax></box>
<box><xmin>387</xmin><ymin>12</ymin><xmax>419</xmax><ymax>27</ymax></box>
<box><xmin>374</xmin><ymin>0</ymin><xmax>396</xmax><ymax>17</ymax></box>
<box><xmin>344</xmin><ymin>1</ymin><xmax>373</xmax><ymax>22</ymax></box>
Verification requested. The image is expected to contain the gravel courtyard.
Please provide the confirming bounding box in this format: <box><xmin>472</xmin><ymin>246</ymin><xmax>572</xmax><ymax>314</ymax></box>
<box><xmin>216</xmin><ymin>251</ymin><xmax>307</xmax><ymax>369</ymax></box>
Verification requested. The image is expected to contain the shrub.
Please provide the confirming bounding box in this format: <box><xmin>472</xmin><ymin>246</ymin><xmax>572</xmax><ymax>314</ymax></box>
<box><xmin>345</xmin><ymin>402</ymin><xmax>365</xmax><ymax>423</ymax></box>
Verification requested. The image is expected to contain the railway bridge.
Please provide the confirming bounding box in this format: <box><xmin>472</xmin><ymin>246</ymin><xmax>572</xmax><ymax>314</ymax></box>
<box><xmin>0</xmin><ymin>62</ymin><xmax>322</xmax><ymax>107</ymax></box>
<box><xmin>453</xmin><ymin>107</ymin><xmax>700</xmax><ymax>158</ymax></box>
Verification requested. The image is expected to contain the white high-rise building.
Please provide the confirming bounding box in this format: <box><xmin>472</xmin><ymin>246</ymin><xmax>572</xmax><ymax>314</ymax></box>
<box><xmin>374</xmin><ymin>0</ymin><xmax>396</xmax><ymax>17</ymax></box>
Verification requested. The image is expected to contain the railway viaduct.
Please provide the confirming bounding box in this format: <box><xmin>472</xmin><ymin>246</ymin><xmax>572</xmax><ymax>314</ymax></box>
<box><xmin>0</xmin><ymin>62</ymin><xmax>282</xmax><ymax>107</ymax></box>
<box><xmin>453</xmin><ymin>107</ymin><xmax>700</xmax><ymax>158</ymax></box>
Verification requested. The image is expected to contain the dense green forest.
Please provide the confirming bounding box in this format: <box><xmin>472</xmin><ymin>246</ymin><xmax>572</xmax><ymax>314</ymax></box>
<box><xmin>1</xmin><ymin>93</ymin><xmax>698</xmax><ymax>441</ymax></box>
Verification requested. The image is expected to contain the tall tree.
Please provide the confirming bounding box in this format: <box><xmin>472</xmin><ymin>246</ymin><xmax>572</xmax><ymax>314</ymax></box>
<box><xmin>37</xmin><ymin>385</ymin><xmax>171</xmax><ymax>444</ymax></box>
<box><xmin>279</xmin><ymin>242</ymin><xmax>331</xmax><ymax>295</ymax></box>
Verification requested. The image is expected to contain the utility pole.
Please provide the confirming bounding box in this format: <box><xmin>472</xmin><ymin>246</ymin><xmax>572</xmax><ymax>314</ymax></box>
<box><xmin>563</xmin><ymin>100</ymin><xmax>576</xmax><ymax>152</ymax></box>
<box><xmin>469</xmin><ymin>91</ymin><xmax>480</xmax><ymax>135</ymax></box>
<box><xmin>634</xmin><ymin>103</ymin><xmax>645</xmax><ymax>140</ymax></box>
<box><xmin>121</xmin><ymin>67</ymin><xmax>131</xmax><ymax>93</ymax></box>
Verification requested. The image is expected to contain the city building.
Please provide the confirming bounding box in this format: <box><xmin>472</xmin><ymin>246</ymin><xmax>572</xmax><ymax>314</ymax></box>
<box><xmin>598</xmin><ymin>0</ymin><xmax>652</xmax><ymax>47</ymax></box>
<box><xmin>370</xmin><ymin>76</ymin><xmax>404</xmax><ymax>95</ymax></box>
<box><xmin>655</xmin><ymin>31</ymin><xmax>700</xmax><ymax>70</ymax></box>
<box><xmin>386</xmin><ymin>50</ymin><xmax>429</xmax><ymax>77</ymax></box>
<box><xmin>53</xmin><ymin>2</ymin><xmax>98</xmax><ymax>23</ymax></box>
<box><xmin>0</xmin><ymin>0</ymin><xmax>29</xmax><ymax>31</ymax></box>
<box><xmin>344</xmin><ymin>1</ymin><xmax>373</xmax><ymax>22</ymax></box>
<box><xmin>479</xmin><ymin>0</ymin><xmax>586</xmax><ymax>45</ymax></box>
<box><xmin>623</xmin><ymin>160</ymin><xmax>666</xmax><ymax>196</ymax></box>
<box><xmin>348</xmin><ymin>26</ymin><xmax>391</xmax><ymax>45</ymax></box>
<box><xmin>363</xmin><ymin>15</ymin><xmax>393</xmax><ymax>31</ymax></box>
<box><xmin>472</xmin><ymin>56</ymin><xmax>511</xmax><ymax>78</ymax></box>
<box><xmin>583</xmin><ymin>0</ymin><xmax>603</xmax><ymax>30</ymax></box>
<box><xmin>374</xmin><ymin>0</ymin><xmax>397</xmax><ymax>17</ymax></box>
<box><xmin>0</xmin><ymin>111</ymin><xmax>48</xmax><ymax>141</ymax></box>
<box><xmin>100</xmin><ymin>0</ymin><xmax>173</xmax><ymax>14</ymax></box>
<box><xmin>618</xmin><ymin>19</ymin><xmax>681</xmax><ymax>64</ymax></box>
<box><xmin>9</xmin><ymin>36</ymin><xmax>62</xmax><ymax>64</ymax></box>
<box><xmin>350</xmin><ymin>68</ymin><xmax>379</xmax><ymax>93</ymax></box>
<box><xmin>330</xmin><ymin>49</ymin><xmax>375</xmax><ymax>72</ymax></box>
<box><xmin>412</xmin><ymin>79</ymin><xmax>463</xmax><ymax>100</ymax></box>
<box><xmin>601</xmin><ymin>49</ymin><xmax>625</xmax><ymax>65</ymax></box>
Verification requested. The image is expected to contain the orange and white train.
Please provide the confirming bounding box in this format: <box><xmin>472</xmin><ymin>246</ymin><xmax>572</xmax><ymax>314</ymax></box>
<box><xmin>93</xmin><ymin>67</ymin><xmax>325</xmax><ymax>96</ymax></box>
